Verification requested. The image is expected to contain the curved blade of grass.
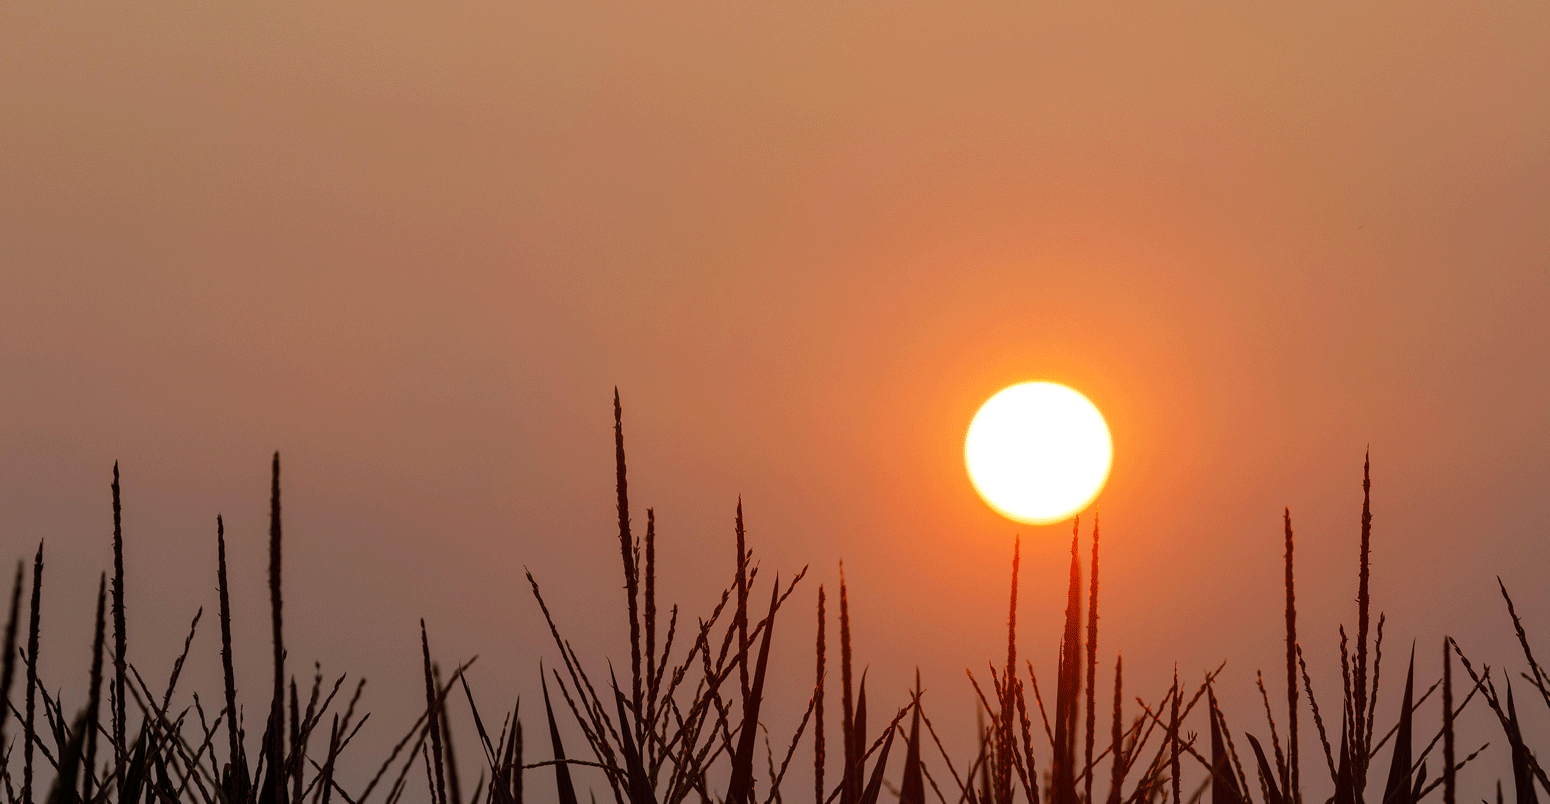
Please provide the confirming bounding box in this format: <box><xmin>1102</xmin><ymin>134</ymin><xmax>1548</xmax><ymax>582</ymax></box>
<box><xmin>1333</xmin><ymin>716</ymin><xmax>1354</xmax><ymax>804</ymax></box>
<box><xmin>216</xmin><ymin>514</ymin><xmax>248</xmax><ymax>804</ymax></box>
<box><xmin>24</xmin><ymin>541</ymin><xmax>44</xmax><ymax>804</ymax></box>
<box><xmin>726</xmin><ymin>580</ymin><xmax>780</xmax><ymax>804</ymax></box>
<box><xmin>0</xmin><ymin>560</ymin><xmax>24</xmax><ymax>756</ymax></box>
<box><xmin>122</xmin><ymin>725</ymin><xmax>151</xmax><ymax>804</ymax></box>
<box><xmin>1505</xmin><ymin>683</ymin><xmax>1538</xmax><ymax>804</ymax></box>
<box><xmin>1442</xmin><ymin>638</ymin><xmax>1455</xmax><ymax>804</ymax></box>
<box><xmin>421</xmin><ymin>624</ymin><xmax>448</xmax><ymax>804</ymax></box>
<box><xmin>83</xmin><ymin>575</ymin><xmax>107</xmax><ymax>804</ymax></box>
<box><xmin>1086</xmin><ymin>519</ymin><xmax>1101</xmax><ymax>804</ymax></box>
<box><xmin>611</xmin><ymin>679</ymin><xmax>656</xmax><ymax>804</ymax></box>
<box><xmin>45</xmin><ymin>710</ymin><xmax>90</xmax><ymax>804</ymax></box>
<box><xmin>814</xmin><ymin>586</ymin><xmax>825</xmax><ymax>804</ymax></box>
<box><xmin>1245</xmin><ymin>735</ymin><xmax>1284</xmax><ymax>804</ymax></box>
<box><xmin>839</xmin><ymin>565</ymin><xmax>854</xmax><ymax>804</ymax></box>
<box><xmin>613</xmin><ymin>390</ymin><xmax>643</xmax><ymax>747</ymax></box>
<box><xmin>899</xmin><ymin>679</ymin><xmax>924</xmax><ymax>804</ymax></box>
<box><xmin>1380</xmin><ymin>650</ymin><xmax>1415</xmax><ymax>804</ymax></box>
<box><xmin>262</xmin><ymin>453</ymin><xmax>287</xmax><ymax>804</ymax></box>
<box><xmin>112</xmin><ymin>462</ymin><xmax>128</xmax><ymax>783</ymax></box>
<box><xmin>542</xmin><ymin>669</ymin><xmax>580</xmax><ymax>804</ymax></box>
<box><xmin>1208</xmin><ymin>692</ymin><xmax>1242</xmax><ymax>804</ymax></box>
<box><xmin>855</xmin><ymin>724</ymin><xmax>896</xmax><ymax>804</ymax></box>
<box><xmin>1284</xmin><ymin>510</ymin><xmax>1299</xmax><ymax>804</ymax></box>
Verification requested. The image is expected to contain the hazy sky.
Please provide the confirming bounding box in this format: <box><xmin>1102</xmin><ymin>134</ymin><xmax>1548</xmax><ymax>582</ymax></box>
<box><xmin>3</xmin><ymin>2</ymin><xmax>1548</xmax><ymax>801</ymax></box>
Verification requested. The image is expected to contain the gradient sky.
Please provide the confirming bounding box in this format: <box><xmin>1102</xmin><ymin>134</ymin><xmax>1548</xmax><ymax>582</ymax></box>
<box><xmin>3</xmin><ymin>2</ymin><xmax>1549</xmax><ymax>801</ymax></box>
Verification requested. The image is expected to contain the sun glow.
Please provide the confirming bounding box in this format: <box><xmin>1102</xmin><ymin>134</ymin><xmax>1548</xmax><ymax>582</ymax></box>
<box><xmin>964</xmin><ymin>382</ymin><xmax>1113</xmax><ymax>526</ymax></box>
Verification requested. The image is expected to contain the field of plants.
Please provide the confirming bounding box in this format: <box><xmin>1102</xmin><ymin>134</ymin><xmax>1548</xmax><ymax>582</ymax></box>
<box><xmin>2</xmin><ymin>396</ymin><xmax>1543</xmax><ymax>804</ymax></box>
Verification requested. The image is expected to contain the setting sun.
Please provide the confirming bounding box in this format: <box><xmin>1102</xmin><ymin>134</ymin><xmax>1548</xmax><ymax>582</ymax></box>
<box><xmin>965</xmin><ymin>381</ymin><xmax>1113</xmax><ymax>526</ymax></box>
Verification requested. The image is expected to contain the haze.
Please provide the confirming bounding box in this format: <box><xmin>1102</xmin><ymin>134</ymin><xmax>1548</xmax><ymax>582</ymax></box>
<box><xmin>3</xmin><ymin>3</ymin><xmax>1548</xmax><ymax>802</ymax></box>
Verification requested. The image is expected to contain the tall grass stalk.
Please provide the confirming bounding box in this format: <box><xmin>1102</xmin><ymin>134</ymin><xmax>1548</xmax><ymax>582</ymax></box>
<box><xmin>814</xmin><ymin>586</ymin><xmax>825</xmax><ymax>804</ymax></box>
<box><xmin>1107</xmin><ymin>655</ymin><xmax>1123</xmax><ymax>804</ymax></box>
<box><xmin>1442</xmin><ymin>640</ymin><xmax>1454</xmax><ymax>804</ymax></box>
<box><xmin>1354</xmin><ymin>452</ymin><xmax>1373</xmax><ymax>788</ymax></box>
<box><xmin>0</xmin><ymin>561</ymin><xmax>23</xmax><ymax>748</ymax></box>
<box><xmin>839</xmin><ymin>566</ymin><xmax>855</xmax><ymax>804</ymax></box>
<box><xmin>899</xmin><ymin>674</ymin><xmax>924</xmax><ymax>804</ymax></box>
<box><xmin>112</xmin><ymin>462</ymin><xmax>128</xmax><ymax>789</ymax></box>
<box><xmin>421</xmin><ymin>624</ymin><xmax>449</xmax><ymax>804</ymax></box>
<box><xmin>735</xmin><ymin>502</ymin><xmax>750</xmax><ymax>706</ymax></box>
<box><xmin>1284</xmin><ymin>509</ymin><xmax>1299</xmax><ymax>804</ymax></box>
<box><xmin>265</xmin><ymin>452</ymin><xmax>287</xmax><ymax>804</ymax></box>
<box><xmin>23</xmin><ymin>542</ymin><xmax>43</xmax><ymax>804</ymax></box>
<box><xmin>1253</xmin><ymin>671</ymin><xmax>1287</xmax><ymax>802</ymax></box>
<box><xmin>1082</xmin><ymin>518</ymin><xmax>1101</xmax><ymax>804</ymax></box>
<box><xmin>217</xmin><ymin>514</ymin><xmax>247</xmax><ymax>804</ymax></box>
<box><xmin>434</xmin><ymin>664</ymin><xmax>463</xmax><ymax>804</ymax></box>
<box><xmin>83</xmin><ymin>575</ymin><xmax>107</xmax><ymax>804</ymax></box>
<box><xmin>613</xmin><ymin>389</ymin><xmax>644</xmax><ymax>741</ymax></box>
<box><xmin>644</xmin><ymin>509</ymin><xmax>657</xmax><ymax>737</ymax></box>
<box><xmin>997</xmin><ymin>537</ymin><xmax>1018</xmax><ymax>804</ymax></box>
<box><xmin>1170</xmin><ymin>667</ymin><xmax>1180</xmax><ymax>804</ymax></box>
<box><xmin>1051</xmin><ymin>520</ymin><xmax>1082</xmax><ymax>804</ymax></box>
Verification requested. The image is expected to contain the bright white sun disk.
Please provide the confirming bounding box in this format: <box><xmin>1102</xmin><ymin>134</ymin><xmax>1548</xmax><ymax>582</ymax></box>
<box><xmin>964</xmin><ymin>382</ymin><xmax>1112</xmax><ymax>525</ymax></box>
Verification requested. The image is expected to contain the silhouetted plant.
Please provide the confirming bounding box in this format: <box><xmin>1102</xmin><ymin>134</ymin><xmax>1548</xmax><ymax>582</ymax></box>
<box><xmin>3</xmin><ymin>398</ymin><xmax>1545</xmax><ymax>804</ymax></box>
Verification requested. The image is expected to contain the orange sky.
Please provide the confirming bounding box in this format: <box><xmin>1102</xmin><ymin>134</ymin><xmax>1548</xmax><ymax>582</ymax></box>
<box><xmin>3</xmin><ymin>3</ymin><xmax>1548</xmax><ymax>801</ymax></box>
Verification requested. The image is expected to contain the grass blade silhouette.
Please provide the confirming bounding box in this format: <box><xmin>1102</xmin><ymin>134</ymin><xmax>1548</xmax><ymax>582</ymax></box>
<box><xmin>727</xmin><ymin>581</ymin><xmax>780</xmax><ymax>804</ymax></box>
<box><xmin>611</xmin><ymin>680</ymin><xmax>656</xmax><ymax>804</ymax></box>
<box><xmin>541</xmin><ymin>670</ymin><xmax>580</xmax><ymax>804</ymax></box>
<box><xmin>436</xmin><ymin>664</ymin><xmax>464</xmax><ymax>804</ymax></box>
<box><xmin>112</xmin><ymin>462</ymin><xmax>128</xmax><ymax>781</ymax></box>
<box><xmin>1246</xmin><ymin>735</ymin><xmax>1285</xmax><ymax>804</ymax></box>
<box><xmin>839</xmin><ymin>566</ymin><xmax>857</xmax><ymax>804</ymax></box>
<box><xmin>1442</xmin><ymin>638</ymin><xmax>1455</xmax><ymax>804</ymax></box>
<box><xmin>262</xmin><ymin>452</ymin><xmax>287</xmax><ymax>804</ymax></box>
<box><xmin>1209</xmin><ymin>691</ymin><xmax>1243</xmax><ymax>804</ymax></box>
<box><xmin>82</xmin><ymin>575</ymin><xmax>107</xmax><ymax>804</ymax></box>
<box><xmin>614</xmin><ymin>390</ymin><xmax>644</xmax><ymax>746</ymax></box>
<box><xmin>899</xmin><ymin>676</ymin><xmax>924</xmax><ymax>804</ymax></box>
<box><xmin>1504</xmin><ymin>684</ymin><xmax>1537</xmax><ymax>804</ymax></box>
<box><xmin>1354</xmin><ymin>452</ymin><xmax>1373</xmax><ymax>786</ymax></box>
<box><xmin>815</xmin><ymin>585</ymin><xmax>826</xmax><ymax>804</ymax></box>
<box><xmin>0</xmin><ymin>560</ymin><xmax>23</xmax><ymax>750</ymax></box>
<box><xmin>1255</xmin><ymin>671</ymin><xmax>1288</xmax><ymax>800</ymax></box>
<box><xmin>121</xmin><ymin>725</ymin><xmax>151</xmax><ymax>804</ymax></box>
<box><xmin>1054</xmin><ymin>521</ymin><xmax>1083</xmax><ymax>804</ymax></box>
<box><xmin>1380</xmin><ymin>650</ymin><xmax>1414</xmax><ymax>804</ymax></box>
<box><xmin>1086</xmin><ymin>518</ymin><xmax>1101</xmax><ymax>804</ymax></box>
<box><xmin>851</xmin><ymin>677</ymin><xmax>868</xmax><ymax>804</ymax></box>
<box><xmin>1333</xmin><ymin>712</ymin><xmax>1354</xmax><ymax>804</ymax></box>
<box><xmin>1496</xmin><ymin>580</ymin><xmax>1550</xmax><ymax>714</ymax></box>
<box><xmin>316</xmin><ymin>716</ymin><xmax>342</xmax><ymax>804</ymax></box>
<box><xmin>46</xmin><ymin>711</ymin><xmax>91</xmax><ymax>804</ymax></box>
<box><xmin>24</xmin><ymin>541</ymin><xmax>44</xmax><ymax>804</ymax></box>
<box><xmin>217</xmin><ymin>514</ymin><xmax>249</xmax><ymax>804</ymax></box>
<box><xmin>1285</xmin><ymin>509</ymin><xmax>1299</xmax><ymax>804</ymax></box>
<box><xmin>855</xmin><ymin>721</ymin><xmax>896</xmax><ymax>804</ymax></box>
<box><xmin>645</xmin><ymin>508</ymin><xmax>657</xmax><ymax>749</ymax></box>
<box><xmin>1108</xmin><ymin>655</ymin><xmax>1125</xmax><ymax>804</ymax></box>
<box><xmin>735</xmin><ymin>502</ymin><xmax>750</xmax><ymax>706</ymax></box>
<box><xmin>1002</xmin><ymin>536</ymin><xmax>1021</xmax><ymax>804</ymax></box>
<box><xmin>458</xmin><ymin>674</ymin><xmax>499</xmax><ymax>769</ymax></box>
<box><xmin>422</xmin><ymin>623</ymin><xmax>448</xmax><ymax>804</ymax></box>
<box><xmin>1169</xmin><ymin>667</ymin><xmax>1180</xmax><ymax>804</ymax></box>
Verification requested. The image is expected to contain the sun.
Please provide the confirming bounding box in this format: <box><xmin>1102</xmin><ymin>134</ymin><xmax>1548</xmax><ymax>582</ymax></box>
<box><xmin>964</xmin><ymin>381</ymin><xmax>1113</xmax><ymax>526</ymax></box>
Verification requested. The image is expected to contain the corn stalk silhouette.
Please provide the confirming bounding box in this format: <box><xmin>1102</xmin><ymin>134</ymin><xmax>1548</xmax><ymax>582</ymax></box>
<box><xmin>2</xmin><ymin>401</ymin><xmax>1543</xmax><ymax>804</ymax></box>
